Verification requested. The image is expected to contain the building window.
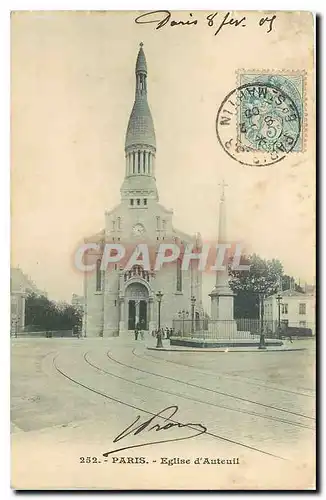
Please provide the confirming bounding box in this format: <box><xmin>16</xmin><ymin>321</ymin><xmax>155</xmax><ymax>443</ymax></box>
<box><xmin>132</xmin><ymin>152</ymin><xmax>135</xmax><ymax>174</ymax></box>
<box><xmin>136</xmin><ymin>199</ymin><xmax>140</xmax><ymax>206</ymax></box>
<box><xmin>96</xmin><ymin>259</ymin><xmax>102</xmax><ymax>292</ymax></box>
<box><xmin>117</xmin><ymin>217</ymin><xmax>121</xmax><ymax>230</ymax></box>
<box><xmin>282</xmin><ymin>303</ymin><xmax>288</xmax><ymax>314</ymax></box>
<box><xmin>143</xmin><ymin>151</ymin><xmax>146</xmax><ymax>173</ymax></box>
<box><xmin>156</xmin><ymin>216</ymin><xmax>160</xmax><ymax>230</ymax></box>
<box><xmin>299</xmin><ymin>321</ymin><xmax>306</xmax><ymax>327</ymax></box>
<box><xmin>162</xmin><ymin>220</ymin><xmax>166</xmax><ymax>230</ymax></box>
<box><xmin>138</xmin><ymin>151</ymin><xmax>141</xmax><ymax>173</ymax></box>
<box><xmin>299</xmin><ymin>303</ymin><xmax>306</xmax><ymax>315</ymax></box>
<box><xmin>176</xmin><ymin>258</ymin><xmax>182</xmax><ymax>292</ymax></box>
<box><xmin>112</xmin><ymin>220</ymin><xmax>115</xmax><ymax>231</ymax></box>
<box><xmin>130</xmin><ymin>199</ymin><xmax>134</xmax><ymax>206</ymax></box>
<box><xmin>144</xmin><ymin>198</ymin><xmax>147</xmax><ymax>206</ymax></box>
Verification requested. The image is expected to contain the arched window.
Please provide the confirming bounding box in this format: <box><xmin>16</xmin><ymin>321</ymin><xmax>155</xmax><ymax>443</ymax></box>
<box><xmin>132</xmin><ymin>152</ymin><xmax>135</xmax><ymax>174</ymax></box>
<box><xmin>96</xmin><ymin>259</ymin><xmax>102</xmax><ymax>292</ymax></box>
<box><xmin>138</xmin><ymin>151</ymin><xmax>141</xmax><ymax>173</ymax></box>
<box><xmin>176</xmin><ymin>258</ymin><xmax>182</xmax><ymax>292</ymax></box>
<box><xmin>143</xmin><ymin>151</ymin><xmax>146</xmax><ymax>173</ymax></box>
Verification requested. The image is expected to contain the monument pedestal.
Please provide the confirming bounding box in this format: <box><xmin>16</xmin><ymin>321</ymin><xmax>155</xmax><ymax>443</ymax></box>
<box><xmin>208</xmin><ymin>285</ymin><xmax>238</xmax><ymax>339</ymax></box>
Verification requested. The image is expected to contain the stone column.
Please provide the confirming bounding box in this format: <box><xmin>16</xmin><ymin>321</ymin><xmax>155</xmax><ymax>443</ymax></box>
<box><xmin>128</xmin><ymin>153</ymin><xmax>131</xmax><ymax>175</ymax></box>
<box><xmin>140</xmin><ymin>151</ymin><xmax>144</xmax><ymax>174</ymax></box>
<box><xmin>119</xmin><ymin>298</ymin><xmax>125</xmax><ymax>334</ymax></box>
<box><xmin>144</xmin><ymin>151</ymin><xmax>148</xmax><ymax>174</ymax></box>
<box><xmin>148</xmin><ymin>298</ymin><xmax>156</xmax><ymax>332</ymax></box>
<box><xmin>148</xmin><ymin>152</ymin><xmax>151</xmax><ymax>175</ymax></box>
<box><xmin>152</xmin><ymin>154</ymin><xmax>155</xmax><ymax>177</ymax></box>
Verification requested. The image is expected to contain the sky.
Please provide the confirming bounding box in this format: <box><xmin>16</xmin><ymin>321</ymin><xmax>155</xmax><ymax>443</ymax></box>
<box><xmin>11</xmin><ymin>11</ymin><xmax>315</xmax><ymax>304</ymax></box>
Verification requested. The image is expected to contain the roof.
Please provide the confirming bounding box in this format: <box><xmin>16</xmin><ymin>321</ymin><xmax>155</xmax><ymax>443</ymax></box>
<box><xmin>10</xmin><ymin>267</ymin><xmax>44</xmax><ymax>295</ymax></box>
<box><xmin>125</xmin><ymin>97</ymin><xmax>156</xmax><ymax>149</ymax></box>
<box><xmin>266</xmin><ymin>289</ymin><xmax>313</xmax><ymax>300</ymax></box>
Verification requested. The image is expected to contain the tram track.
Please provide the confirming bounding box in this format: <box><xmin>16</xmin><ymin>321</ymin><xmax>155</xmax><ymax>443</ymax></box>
<box><xmin>82</xmin><ymin>350</ymin><xmax>314</xmax><ymax>431</ymax></box>
<box><xmin>105</xmin><ymin>349</ymin><xmax>314</xmax><ymax>422</ymax></box>
<box><xmin>136</xmin><ymin>348</ymin><xmax>315</xmax><ymax>399</ymax></box>
<box><xmin>52</xmin><ymin>351</ymin><xmax>288</xmax><ymax>461</ymax></box>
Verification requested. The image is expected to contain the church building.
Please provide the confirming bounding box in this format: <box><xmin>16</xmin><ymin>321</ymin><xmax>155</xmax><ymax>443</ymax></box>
<box><xmin>83</xmin><ymin>44</ymin><xmax>204</xmax><ymax>337</ymax></box>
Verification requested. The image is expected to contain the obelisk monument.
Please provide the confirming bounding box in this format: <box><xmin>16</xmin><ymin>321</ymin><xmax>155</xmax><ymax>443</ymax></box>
<box><xmin>209</xmin><ymin>181</ymin><xmax>237</xmax><ymax>338</ymax></box>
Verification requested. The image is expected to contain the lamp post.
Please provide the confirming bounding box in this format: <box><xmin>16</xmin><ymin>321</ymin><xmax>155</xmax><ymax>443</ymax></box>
<box><xmin>258</xmin><ymin>292</ymin><xmax>266</xmax><ymax>349</ymax></box>
<box><xmin>276</xmin><ymin>294</ymin><xmax>282</xmax><ymax>339</ymax></box>
<box><xmin>155</xmin><ymin>291</ymin><xmax>164</xmax><ymax>348</ymax></box>
<box><xmin>156</xmin><ymin>291</ymin><xmax>163</xmax><ymax>331</ymax></box>
<box><xmin>191</xmin><ymin>296</ymin><xmax>196</xmax><ymax>336</ymax></box>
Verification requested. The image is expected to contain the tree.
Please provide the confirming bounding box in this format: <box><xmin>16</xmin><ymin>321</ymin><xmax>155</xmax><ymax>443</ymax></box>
<box><xmin>25</xmin><ymin>292</ymin><xmax>82</xmax><ymax>332</ymax></box>
<box><xmin>228</xmin><ymin>254</ymin><xmax>300</xmax><ymax>319</ymax></box>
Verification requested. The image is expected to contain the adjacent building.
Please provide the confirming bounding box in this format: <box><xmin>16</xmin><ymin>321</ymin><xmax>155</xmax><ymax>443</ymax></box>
<box><xmin>10</xmin><ymin>267</ymin><xmax>47</xmax><ymax>333</ymax></box>
<box><xmin>264</xmin><ymin>283</ymin><xmax>316</xmax><ymax>335</ymax></box>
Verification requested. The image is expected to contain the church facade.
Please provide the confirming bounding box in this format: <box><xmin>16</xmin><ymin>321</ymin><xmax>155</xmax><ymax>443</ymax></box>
<box><xmin>83</xmin><ymin>44</ymin><xmax>204</xmax><ymax>337</ymax></box>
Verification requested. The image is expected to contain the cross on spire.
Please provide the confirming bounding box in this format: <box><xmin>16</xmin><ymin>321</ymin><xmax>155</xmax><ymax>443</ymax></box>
<box><xmin>218</xmin><ymin>179</ymin><xmax>228</xmax><ymax>201</ymax></box>
<box><xmin>139</xmin><ymin>41</ymin><xmax>144</xmax><ymax>48</ymax></box>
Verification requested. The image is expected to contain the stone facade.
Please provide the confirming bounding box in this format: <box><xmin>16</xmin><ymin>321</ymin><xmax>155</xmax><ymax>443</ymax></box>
<box><xmin>83</xmin><ymin>44</ymin><xmax>203</xmax><ymax>337</ymax></box>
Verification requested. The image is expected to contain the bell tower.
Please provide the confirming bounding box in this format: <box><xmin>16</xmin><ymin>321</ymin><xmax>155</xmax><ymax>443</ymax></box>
<box><xmin>120</xmin><ymin>43</ymin><xmax>159</xmax><ymax>204</ymax></box>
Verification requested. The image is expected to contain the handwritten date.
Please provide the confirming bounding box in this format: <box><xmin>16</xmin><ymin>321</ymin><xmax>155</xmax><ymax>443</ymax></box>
<box><xmin>135</xmin><ymin>11</ymin><xmax>277</xmax><ymax>36</ymax></box>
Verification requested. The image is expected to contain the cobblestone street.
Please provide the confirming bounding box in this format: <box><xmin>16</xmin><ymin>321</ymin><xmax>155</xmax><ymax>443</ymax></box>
<box><xmin>11</xmin><ymin>336</ymin><xmax>316</xmax><ymax>490</ymax></box>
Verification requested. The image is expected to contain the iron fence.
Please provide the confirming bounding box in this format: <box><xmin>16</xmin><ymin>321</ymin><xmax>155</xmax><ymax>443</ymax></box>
<box><xmin>171</xmin><ymin>318</ymin><xmax>315</xmax><ymax>340</ymax></box>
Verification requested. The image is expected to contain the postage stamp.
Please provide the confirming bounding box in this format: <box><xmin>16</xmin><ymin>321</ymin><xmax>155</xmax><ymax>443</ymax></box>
<box><xmin>216</xmin><ymin>81</ymin><xmax>302</xmax><ymax>167</ymax></box>
<box><xmin>237</xmin><ymin>70</ymin><xmax>307</xmax><ymax>153</ymax></box>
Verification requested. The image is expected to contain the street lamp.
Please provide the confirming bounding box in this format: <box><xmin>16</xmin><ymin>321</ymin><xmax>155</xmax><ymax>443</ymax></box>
<box><xmin>156</xmin><ymin>291</ymin><xmax>164</xmax><ymax>348</ymax></box>
<box><xmin>276</xmin><ymin>294</ymin><xmax>283</xmax><ymax>339</ymax></box>
<box><xmin>258</xmin><ymin>292</ymin><xmax>266</xmax><ymax>349</ymax></box>
<box><xmin>191</xmin><ymin>296</ymin><xmax>196</xmax><ymax>336</ymax></box>
<box><xmin>156</xmin><ymin>291</ymin><xmax>163</xmax><ymax>330</ymax></box>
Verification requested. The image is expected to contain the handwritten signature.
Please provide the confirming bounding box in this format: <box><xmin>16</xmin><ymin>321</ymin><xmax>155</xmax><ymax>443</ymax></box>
<box><xmin>103</xmin><ymin>405</ymin><xmax>207</xmax><ymax>456</ymax></box>
<box><xmin>135</xmin><ymin>11</ymin><xmax>276</xmax><ymax>36</ymax></box>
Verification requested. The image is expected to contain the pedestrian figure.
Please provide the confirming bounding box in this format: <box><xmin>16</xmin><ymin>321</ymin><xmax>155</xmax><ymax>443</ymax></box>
<box><xmin>170</xmin><ymin>327</ymin><xmax>173</xmax><ymax>338</ymax></box>
<box><xmin>140</xmin><ymin>329</ymin><xmax>144</xmax><ymax>340</ymax></box>
<box><xmin>165</xmin><ymin>326</ymin><xmax>169</xmax><ymax>339</ymax></box>
<box><xmin>134</xmin><ymin>329</ymin><xmax>138</xmax><ymax>340</ymax></box>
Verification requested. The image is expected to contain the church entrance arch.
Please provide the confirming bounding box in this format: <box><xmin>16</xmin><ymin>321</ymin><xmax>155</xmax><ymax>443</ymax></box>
<box><xmin>125</xmin><ymin>282</ymin><xmax>149</xmax><ymax>330</ymax></box>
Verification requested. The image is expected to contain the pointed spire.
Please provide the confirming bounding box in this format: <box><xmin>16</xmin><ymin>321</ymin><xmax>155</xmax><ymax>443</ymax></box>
<box><xmin>121</xmin><ymin>44</ymin><xmax>158</xmax><ymax>202</ymax></box>
<box><xmin>125</xmin><ymin>44</ymin><xmax>156</xmax><ymax>150</ymax></box>
<box><xmin>136</xmin><ymin>42</ymin><xmax>147</xmax><ymax>74</ymax></box>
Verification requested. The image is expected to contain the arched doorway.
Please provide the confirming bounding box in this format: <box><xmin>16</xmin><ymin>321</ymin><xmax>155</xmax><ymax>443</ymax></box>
<box><xmin>125</xmin><ymin>282</ymin><xmax>149</xmax><ymax>330</ymax></box>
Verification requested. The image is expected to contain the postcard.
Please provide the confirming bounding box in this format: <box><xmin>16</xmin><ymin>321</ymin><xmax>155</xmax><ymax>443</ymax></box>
<box><xmin>11</xmin><ymin>10</ymin><xmax>316</xmax><ymax>490</ymax></box>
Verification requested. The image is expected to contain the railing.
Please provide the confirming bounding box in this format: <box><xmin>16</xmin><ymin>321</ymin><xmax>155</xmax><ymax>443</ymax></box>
<box><xmin>11</xmin><ymin>329</ymin><xmax>76</xmax><ymax>338</ymax></box>
<box><xmin>171</xmin><ymin>319</ymin><xmax>315</xmax><ymax>339</ymax></box>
